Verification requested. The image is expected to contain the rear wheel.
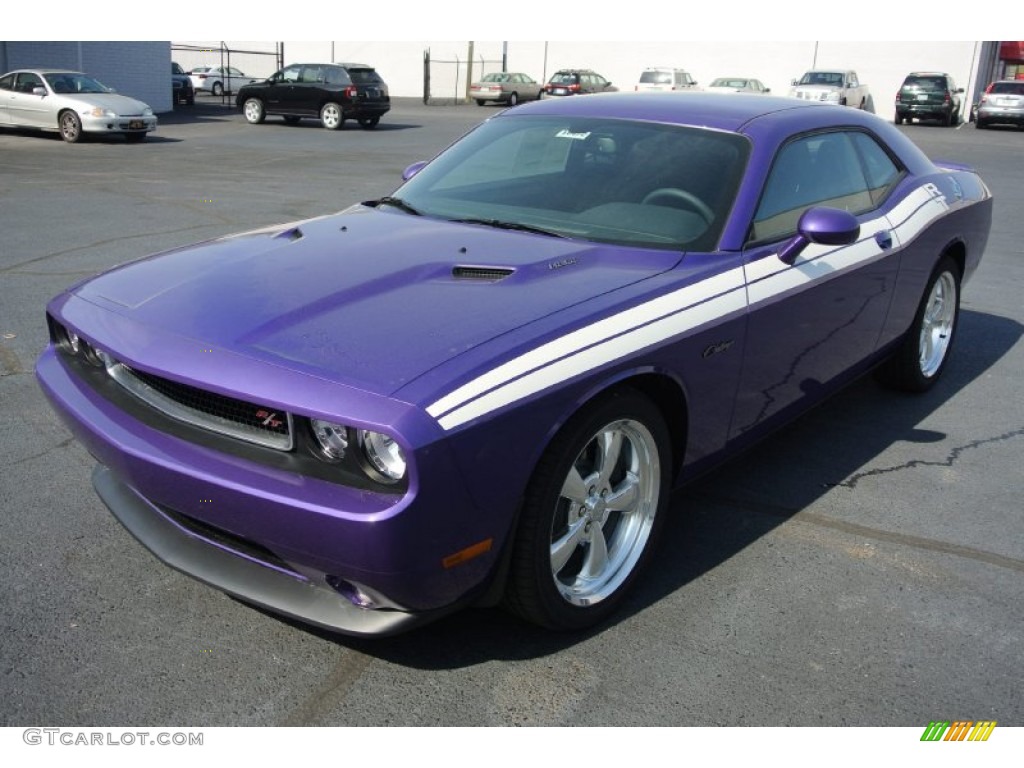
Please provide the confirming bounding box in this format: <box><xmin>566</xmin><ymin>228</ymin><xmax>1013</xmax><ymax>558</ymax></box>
<box><xmin>504</xmin><ymin>388</ymin><xmax>671</xmax><ymax>631</ymax></box>
<box><xmin>357</xmin><ymin>116</ymin><xmax>379</xmax><ymax>129</ymax></box>
<box><xmin>475</xmin><ymin>99</ymin><xmax>486</xmax><ymax>106</ymax></box>
<box><xmin>894</xmin><ymin>113</ymin><xmax>904</xmax><ymax>125</ymax></box>
<box><xmin>876</xmin><ymin>255</ymin><xmax>961</xmax><ymax>392</ymax></box>
<box><xmin>212</xmin><ymin>81</ymin><xmax>224</xmax><ymax>97</ymax></box>
<box><xmin>243</xmin><ymin>98</ymin><xmax>265</xmax><ymax>124</ymax></box>
<box><xmin>508</xmin><ymin>92</ymin><xmax>519</xmax><ymax>106</ymax></box>
<box><xmin>320</xmin><ymin>102</ymin><xmax>344</xmax><ymax>130</ymax></box>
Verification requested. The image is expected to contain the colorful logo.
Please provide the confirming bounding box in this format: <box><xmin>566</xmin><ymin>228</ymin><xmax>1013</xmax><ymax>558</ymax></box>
<box><xmin>920</xmin><ymin>721</ymin><xmax>997</xmax><ymax>742</ymax></box>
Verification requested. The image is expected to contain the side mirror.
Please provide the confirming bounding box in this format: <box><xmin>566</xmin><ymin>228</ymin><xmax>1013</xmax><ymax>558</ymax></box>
<box><xmin>791</xmin><ymin>78</ymin><xmax>798</xmax><ymax>86</ymax></box>
<box><xmin>32</xmin><ymin>86</ymin><xmax>47</xmax><ymax>96</ymax></box>
<box><xmin>778</xmin><ymin>207</ymin><xmax>860</xmax><ymax>264</ymax></box>
<box><xmin>402</xmin><ymin>161</ymin><xmax>428</xmax><ymax>181</ymax></box>
<box><xmin>765</xmin><ymin>88</ymin><xmax>771</xmax><ymax>93</ymax></box>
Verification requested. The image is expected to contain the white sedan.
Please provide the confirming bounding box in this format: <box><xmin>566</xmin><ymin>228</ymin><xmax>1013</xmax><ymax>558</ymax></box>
<box><xmin>188</xmin><ymin>66</ymin><xmax>257</xmax><ymax>96</ymax></box>
<box><xmin>706</xmin><ymin>77</ymin><xmax>771</xmax><ymax>95</ymax></box>
<box><xmin>0</xmin><ymin>69</ymin><xmax>156</xmax><ymax>143</ymax></box>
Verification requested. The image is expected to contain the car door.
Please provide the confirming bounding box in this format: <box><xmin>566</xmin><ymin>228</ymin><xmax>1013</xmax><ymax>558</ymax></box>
<box><xmin>0</xmin><ymin>73</ymin><xmax>15</xmax><ymax>124</ymax></box>
<box><xmin>731</xmin><ymin>129</ymin><xmax>904</xmax><ymax>437</ymax></box>
<box><xmin>7</xmin><ymin>72</ymin><xmax>50</xmax><ymax>128</ymax></box>
<box><xmin>263</xmin><ymin>65</ymin><xmax>303</xmax><ymax>113</ymax></box>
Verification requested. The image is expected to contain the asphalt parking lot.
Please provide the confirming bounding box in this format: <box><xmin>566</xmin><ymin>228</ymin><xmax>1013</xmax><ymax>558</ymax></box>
<box><xmin>1</xmin><ymin>99</ymin><xmax>1022</xmax><ymax>727</ymax></box>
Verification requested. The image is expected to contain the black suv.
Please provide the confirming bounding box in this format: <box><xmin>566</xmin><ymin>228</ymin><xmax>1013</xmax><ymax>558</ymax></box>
<box><xmin>235</xmin><ymin>62</ymin><xmax>390</xmax><ymax>130</ymax></box>
<box><xmin>172</xmin><ymin>62</ymin><xmax>194</xmax><ymax>106</ymax></box>
<box><xmin>543</xmin><ymin>69</ymin><xmax>617</xmax><ymax>97</ymax></box>
<box><xmin>894</xmin><ymin>72</ymin><xmax>963</xmax><ymax>126</ymax></box>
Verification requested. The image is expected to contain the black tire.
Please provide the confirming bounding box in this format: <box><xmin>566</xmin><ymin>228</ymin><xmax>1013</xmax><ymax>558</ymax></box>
<box><xmin>282</xmin><ymin>115</ymin><xmax>301</xmax><ymax>125</ymax></box>
<box><xmin>503</xmin><ymin>388</ymin><xmax>672</xmax><ymax>631</ymax></box>
<box><xmin>124</xmin><ymin>133</ymin><xmax>146</xmax><ymax>143</ymax></box>
<box><xmin>242</xmin><ymin>98</ymin><xmax>265</xmax><ymax>125</ymax></box>
<box><xmin>508</xmin><ymin>92</ymin><xmax>519</xmax><ymax>107</ymax></box>
<box><xmin>475</xmin><ymin>99</ymin><xmax>486</xmax><ymax>106</ymax></box>
<box><xmin>212</xmin><ymin>81</ymin><xmax>224</xmax><ymax>97</ymax></box>
<box><xmin>186</xmin><ymin>94</ymin><xmax>194</xmax><ymax>106</ymax></box>
<box><xmin>357</xmin><ymin>116</ymin><xmax>380</xmax><ymax>129</ymax></box>
<box><xmin>320</xmin><ymin>102</ymin><xmax>344</xmax><ymax>130</ymax></box>
<box><xmin>59</xmin><ymin>111</ymin><xmax>82</xmax><ymax>143</ymax></box>
<box><xmin>942</xmin><ymin>109</ymin><xmax>953</xmax><ymax>127</ymax></box>
<box><xmin>894</xmin><ymin>113</ymin><xmax>903</xmax><ymax>125</ymax></box>
<box><xmin>975</xmin><ymin>119</ymin><xmax>988</xmax><ymax>129</ymax></box>
<box><xmin>875</xmin><ymin>255</ymin><xmax>961</xmax><ymax>392</ymax></box>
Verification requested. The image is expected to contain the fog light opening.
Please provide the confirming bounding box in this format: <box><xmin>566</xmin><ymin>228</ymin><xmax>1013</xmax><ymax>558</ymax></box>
<box><xmin>326</xmin><ymin>575</ymin><xmax>377</xmax><ymax>609</ymax></box>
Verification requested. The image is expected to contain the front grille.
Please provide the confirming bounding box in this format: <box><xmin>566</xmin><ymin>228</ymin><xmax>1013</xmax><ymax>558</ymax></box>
<box><xmin>105</xmin><ymin>359</ymin><xmax>294</xmax><ymax>450</ymax></box>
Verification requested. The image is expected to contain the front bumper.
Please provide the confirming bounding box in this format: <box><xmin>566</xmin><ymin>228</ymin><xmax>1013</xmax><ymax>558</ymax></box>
<box><xmin>81</xmin><ymin>114</ymin><xmax>157</xmax><ymax>135</ymax></box>
<box><xmin>36</xmin><ymin>338</ymin><xmax>503</xmax><ymax>636</ymax></box>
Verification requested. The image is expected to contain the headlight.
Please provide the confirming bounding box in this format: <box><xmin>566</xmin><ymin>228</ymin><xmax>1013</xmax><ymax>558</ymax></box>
<box><xmin>143</xmin><ymin>107</ymin><xmax>154</xmax><ymax>117</ymax></box>
<box><xmin>310</xmin><ymin>419</ymin><xmax>349</xmax><ymax>461</ymax></box>
<box><xmin>87</xmin><ymin>107</ymin><xmax>116</xmax><ymax>118</ymax></box>
<box><xmin>825</xmin><ymin>91</ymin><xmax>841</xmax><ymax>102</ymax></box>
<box><xmin>358</xmin><ymin>430</ymin><xmax>406</xmax><ymax>483</ymax></box>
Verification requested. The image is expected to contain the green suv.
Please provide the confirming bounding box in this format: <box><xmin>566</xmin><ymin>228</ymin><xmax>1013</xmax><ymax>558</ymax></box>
<box><xmin>894</xmin><ymin>72</ymin><xmax>964</xmax><ymax>126</ymax></box>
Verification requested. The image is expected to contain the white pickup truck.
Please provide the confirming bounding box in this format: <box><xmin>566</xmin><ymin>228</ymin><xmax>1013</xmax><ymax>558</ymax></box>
<box><xmin>789</xmin><ymin>70</ymin><xmax>871</xmax><ymax>109</ymax></box>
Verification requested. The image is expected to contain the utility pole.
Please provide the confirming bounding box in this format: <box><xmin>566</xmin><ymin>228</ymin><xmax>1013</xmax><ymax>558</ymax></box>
<box><xmin>466</xmin><ymin>41</ymin><xmax>475</xmax><ymax>103</ymax></box>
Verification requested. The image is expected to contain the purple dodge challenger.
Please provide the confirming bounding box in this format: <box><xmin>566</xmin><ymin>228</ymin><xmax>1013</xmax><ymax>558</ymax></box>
<box><xmin>36</xmin><ymin>93</ymin><xmax>992</xmax><ymax>636</ymax></box>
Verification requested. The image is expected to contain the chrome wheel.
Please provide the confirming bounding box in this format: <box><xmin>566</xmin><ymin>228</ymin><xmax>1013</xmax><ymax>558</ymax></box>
<box><xmin>550</xmin><ymin>418</ymin><xmax>660</xmax><ymax>606</ymax></box>
<box><xmin>918</xmin><ymin>270</ymin><xmax>957</xmax><ymax>378</ymax></box>
<box><xmin>875</xmin><ymin>255</ymin><xmax>961</xmax><ymax>393</ymax></box>
<box><xmin>320</xmin><ymin>102</ymin><xmax>343</xmax><ymax>130</ymax></box>
<box><xmin>504</xmin><ymin>388</ymin><xmax>671</xmax><ymax>630</ymax></box>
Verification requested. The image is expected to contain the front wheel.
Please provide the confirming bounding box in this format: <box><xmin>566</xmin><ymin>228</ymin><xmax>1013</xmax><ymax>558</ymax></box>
<box><xmin>876</xmin><ymin>255</ymin><xmax>961</xmax><ymax>392</ymax></box>
<box><xmin>59</xmin><ymin>111</ymin><xmax>83</xmax><ymax>143</ymax></box>
<box><xmin>504</xmin><ymin>388</ymin><xmax>672</xmax><ymax>631</ymax></box>
<box><xmin>243</xmin><ymin>98</ymin><xmax>265</xmax><ymax>124</ymax></box>
<box><xmin>320</xmin><ymin>102</ymin><xmax>344</xmax><ymax>130</ymax></box>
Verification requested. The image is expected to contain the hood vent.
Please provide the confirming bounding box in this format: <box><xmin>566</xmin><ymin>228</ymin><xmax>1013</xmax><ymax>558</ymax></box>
<box><xmin>273</xmin><ymin>227</ymin><xmax>303</xmax><ymax>242</ymax></box>
<box><xmin>451</xmin><ymin>265</ymin><xmax>514</xmax><ymax>282</ymax></box>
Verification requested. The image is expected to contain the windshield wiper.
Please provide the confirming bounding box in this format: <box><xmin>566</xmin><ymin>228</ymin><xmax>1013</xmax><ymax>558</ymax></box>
<box><xmin>366</xmin><ymin>196</ymin><xmax>422</xmax><ymax>216</ymax></box>
<box><xmin>451</xmin><ymin>217</ymin><xmax>567</xmax><ymax>239</ymax></box>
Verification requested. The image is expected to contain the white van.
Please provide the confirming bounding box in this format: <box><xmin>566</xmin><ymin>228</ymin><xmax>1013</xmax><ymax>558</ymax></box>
<box><xmin>634</xmin><ymin>67</ymin><xmax>699</xmax><ymax>92</ymax></box>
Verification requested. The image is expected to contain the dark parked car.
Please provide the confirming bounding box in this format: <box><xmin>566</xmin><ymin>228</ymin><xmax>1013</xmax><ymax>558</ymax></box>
<box><xmin>894</xmin><ymin>72</ymin><xmax>963</xmax><ymax>125</ymax></box>
<box><xmin>37</xmin><ymin>93</ymin><xmax>992</xmax><ymax>637</ymax></box>
<box><xmin>543</xmin><ymin>68</ymin><xmax>617</xmax><ymax>97</ymax></box>
<box><xmin>236</xmin><ymin>62</ymin><xmax>390</xmax><ymax>130</ymax></box>
<box><xmin>974</xmin><ymin>79</ymin><xmax>1024</xmax><ymax>129</ymax></box>
<box><xmin>172</xmin><ymin>62</ymin><xmax>194</xmax><ymax>106</ymax></box>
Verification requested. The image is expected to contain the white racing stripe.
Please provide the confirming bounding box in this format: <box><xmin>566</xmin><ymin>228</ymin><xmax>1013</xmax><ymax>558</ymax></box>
<box><xmin>429</xmin><ymin>183</ymin><xmax>954</xmax><ymax>431</ymax></box>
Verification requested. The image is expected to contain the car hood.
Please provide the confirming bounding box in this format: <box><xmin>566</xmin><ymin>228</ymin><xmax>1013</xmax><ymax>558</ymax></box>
<box><xmin>62</xmin><ymin>93</ymin><xmax>151</xmax><ymax>114</ymax></box>
<box><xmin>72</xmin><ymin>206</ymin><xmax>680</xmax><ymax>395</ymax></box>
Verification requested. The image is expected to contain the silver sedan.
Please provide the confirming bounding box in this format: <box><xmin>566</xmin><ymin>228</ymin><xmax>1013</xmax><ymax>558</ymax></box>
<box><xmin>469</xmin><ymin>72</ymin><xmax>543</xmax><ymax>107</ymax></box>
<box><xmin>0</xmin><ymin>69</ymin><xmax>157</xmax><ymax>143</ymax></box>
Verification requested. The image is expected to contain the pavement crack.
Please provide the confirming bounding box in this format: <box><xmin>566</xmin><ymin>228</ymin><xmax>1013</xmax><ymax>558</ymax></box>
<box><xmin>7</xmin><ymin>437</ymin><xmax>76</xmax><ymax>468</ymax></box>
<box><xmin>838</xmin><ymin>427</ymin><xmax>1024</xmax><ymax>489</ymax></box>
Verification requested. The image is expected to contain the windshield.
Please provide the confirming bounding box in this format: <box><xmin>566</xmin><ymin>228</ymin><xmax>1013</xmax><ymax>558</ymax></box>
<box><xmin>640</xmin><ymin>71</ymin><xmax>673</xmax><ymax>84</ymax></box>
<box><xmin>712</xmin><ymin>79</ymin><xmax>749</xmax><ymax>88</ymax></box>
<box><xmin>481</xmin><ymin>73</ymin><xmax>509</xmax><ymax>83</ymax></box>
<box><xmin>799</xmin><ymin>72</ymin><xmax>844</xmax><ymax>86</ymax></box>
<box><xmin>44</xmin><ymin>73</ymin><xmax>112</xmax><ymax>94</ymax></box>
<box><xmin>393</xmin><ymin>115</ymin><xmax>749</xmax><ymax>251</ymax></box>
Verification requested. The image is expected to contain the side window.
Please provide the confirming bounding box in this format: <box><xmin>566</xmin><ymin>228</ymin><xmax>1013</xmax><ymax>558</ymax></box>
<box><xmin>16</xmin><ymin>73</ymin><xmax>44</xmax><ymax>93</ymax></box>
<box><xmin>849</xmin><ymin>132</ymin><xmax>902</xmax><ymax>205</ymax></box>
<box><xmin>752</xmin><ymin>132</ymin><xmax>874</xmax><ymax>243</ymax></box>
<box><xmin>0</xmin><ymin>73</ymin><xmax>15</xmax><ymax>91</ymax></box>
<box><xmin>281</xmin><ymin>65</ymin><xmax>302</xmax><ymax>83</ymax></box>
<box><xmin>300</xmin><ymin>65</ymin><xmax>324</xmax><ymax>84</ymax></box>
<box><xmin>323</xmin><ymin>66</ymin><xmax>348</xmax><ymax>85</ymax></box>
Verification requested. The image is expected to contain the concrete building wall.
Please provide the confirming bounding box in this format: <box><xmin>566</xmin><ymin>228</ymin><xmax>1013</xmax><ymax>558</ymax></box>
<box><xmin>1</xmin><ymin>41</ymin><xmax>171</xmax><ymax>112</ymax></box>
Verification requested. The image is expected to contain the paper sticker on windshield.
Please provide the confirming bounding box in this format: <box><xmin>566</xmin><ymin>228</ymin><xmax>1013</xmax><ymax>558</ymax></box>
<box><xmin>556</xmin><ymin>129</ymin><xmax>591</xmax><ymax>140</ymax></box>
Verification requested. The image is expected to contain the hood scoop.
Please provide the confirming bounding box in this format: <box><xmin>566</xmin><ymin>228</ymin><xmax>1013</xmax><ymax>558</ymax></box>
<box><xmin>273</xmin><ymin>226</ymin><xmax>304</xmax><ymax>242</ymax></box>
<box><xmin>451</xmin><ymin>265</ymin><xmax>514</xmax><ymax>282</ymax></box>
